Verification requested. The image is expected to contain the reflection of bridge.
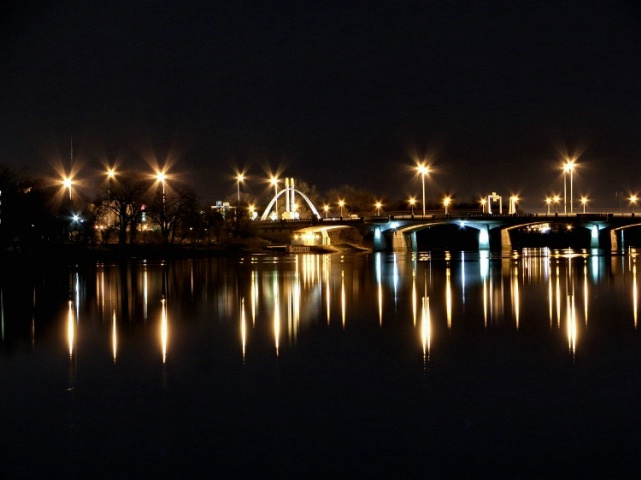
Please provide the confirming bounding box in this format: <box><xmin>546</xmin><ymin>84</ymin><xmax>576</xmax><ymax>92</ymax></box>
<box><xmin>257</xmin><ymin>212</ymin><xmax>641</xmax><ymax>252</ymax></box>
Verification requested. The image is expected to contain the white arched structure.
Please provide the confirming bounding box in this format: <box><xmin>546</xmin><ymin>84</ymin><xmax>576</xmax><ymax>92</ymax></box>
<box><xmin>260</xmin><ymin>188</ymin><xmax>321</xmax><ymax>221</ymax></box>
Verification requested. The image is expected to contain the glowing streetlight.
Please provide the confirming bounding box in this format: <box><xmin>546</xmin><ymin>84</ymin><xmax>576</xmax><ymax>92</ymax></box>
<box><xmin>630</xmin><ymin>195</ymin><xmax>638</xmax><ymax>213</ymax></box>
<box><xmin>62</xmin><ymin>176</ymin><xmax>73</xmax><ymax>200</ymax></box>
<box><xmin>580</xmin><ymin>196</ymin><xmax>588</xmax><ymax>214</ymax></box>
<box><xmin>409</xmin><ymin>197</ymin><xmax>416</xmax><ymax>216</ymax></box>
<box><xmin>375</xmin><ymin>201</ymin><xmax>382</xmax><ymax>216</ymax></box>
<box><xmin>156</xmin><ymin>171</ymin><xmax>167</xmax><ymax>238</ymax></box>
<box><xmin>323</xmin><ymin>204</ymin><xmax>330</xmax><ymax>219</ymax></box>
<box><xmin>509</xmin><ymin>195</ymin><xmax>519</xmax><ymax>215</ymax></box>
<box><xmin>480</xmin><ymin>197</ymin><xmax>487</xmax><ymax>213</ymax></box>
<box><xmin>270</xmin><ymin>176</ymin><xmax>279</xmax><ymax>214</ymax></box>
<box><xmin>553</xmin><ymin>195</ymin><xmax>561</xmax><ymax>213</ymax></box>
<box><xmin>106</xmin><ymin>167</ymin><xmax>116</xmax><ymax>199</ymax></box>
<box><xmin>236</xmin><ymin>173</ymin><xmax>245</xmax><ymax>206</ymax></box>
<box><xmin>443</xmin><ymin>196</ymin><xmax>451</xmax><ymax>215</ymax></box>
<box><xmin>248</xmin><ymin>204</ymin><xmax>256</xmax><ymax>220</ymax></box>
<box><xmin>563</xmin><ymin>159</ymin><xmax>576</xmax><ymax>214</ymax></box>
<box><xmin>545</xmin><ymin>197</ymin><xmax>552</xmax><ymax>215</ymax></box>
<box><xmin>338</xmin><ymin>199</ymin><xmax>345</xmax><ymax>217</ymax></box>
<box><xmin>416</xmin><ymin>164</ymin><xmax>429</xmax><ymax>217</ymax></box>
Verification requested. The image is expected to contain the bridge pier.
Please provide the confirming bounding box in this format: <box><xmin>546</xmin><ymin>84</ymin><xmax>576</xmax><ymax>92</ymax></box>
<box><xmin>373</xmin><ymin>226</ymin><xmax>386</xmax><ymax>251</ymax></box>
<box><xmin>479</xmin><ymin>225</ymin><xmax>490</xmax><ymax>250</ymax></box>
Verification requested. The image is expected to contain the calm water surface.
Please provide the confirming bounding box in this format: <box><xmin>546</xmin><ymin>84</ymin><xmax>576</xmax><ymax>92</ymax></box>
<box><xmin>1</xmin><ymin>250</ymin><xmax>640</xmax><ymax>478</ymax></box>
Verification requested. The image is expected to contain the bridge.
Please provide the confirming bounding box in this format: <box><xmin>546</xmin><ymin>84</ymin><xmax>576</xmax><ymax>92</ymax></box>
<box><xmin>254</xmin><ymin>178</ymin><xmax>641</xmax><ymax>252</ymax></box>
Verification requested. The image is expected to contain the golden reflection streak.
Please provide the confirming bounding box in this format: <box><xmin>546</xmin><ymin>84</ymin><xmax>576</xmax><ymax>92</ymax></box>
<box><xmin>240</xmin><ymin>298</ymin><xmax>247</xmax><ymax>361</ymax></box>
<box><xmin>567</xmin><ymin>292</ymin><xmax>577</xmax><ymax>358</ymax></box>
<box><xmin>160</xmin><ymin>297</ymin><xmax>168</xmax><ymax>364</ymax></box>
<box><xmin>112</xmin><ymin>310</ymin><xmax>117</xmax><ymax>364</ymax></box>
<box><xmin>512</xmin><ymin>265</ymin><xmax>520</xmax><ymax>330</ymax></box>
<box><xmin>445</xmin><ymin>266</ymin><xmax>452</xmax><ymax>329</ymax></box>
<box><xmin>376</xmin><ymin>255</ymin><xmax>383</xmax><ymax>326</ymax></box>
<box><xmin>324</xmin><ymin>257</ymin><xmax>331</xmax><ymax>324</ymax></box>
<box><xmin>556</xmin><ymin>264</ymin><xmax>561</xmax><ymax>328</ymax></box>
<box><xmin>273</xmin><ymin>277</ymin><xmax>280</xmax><ymax>357</ymax></box>
<box><xmin>548</xmin><ymin>262</ymin><xmax>553</xmax><ymax>327</ymax></box>
<box><xmin>67</xmin><ymin>300</ymin><xmax>74</xmax><ymax>358</ymax></box>
<box><xmin>412</xmin><ymin>267</ymin><xmax>417</xmax><ymax>327</ymax></box>
<box><xmin>251</xmin><ymin>271</ymin><xmax>257</xmax><ymax>326</ymax></box>
<box><xmin>633</xmin><ymin>263</ymin><xmax>638</xmax><ymax>329</ymax></box>
<box><xmin>481</xmin><ymin>253</ymin><xmax>488</xmax><ymax>328</ymax></box>
<box><xmin>421</xmin><ymin>296</ymin><xmax>431</xmax><ymax>363</ymax></box>
<box><xmin>143</xmin><ymin>266</ymin><xmax>148</xmax><ymax>321</ymax></box>
<box><xmin>341</xmin><ymin>270</ymin><xmax>346</xmax><ymax>328</ymax></box>
<box><xmin>583</xmin><ymin>264</ymin><xmax>589</xmax><ymax>326</ymax></box>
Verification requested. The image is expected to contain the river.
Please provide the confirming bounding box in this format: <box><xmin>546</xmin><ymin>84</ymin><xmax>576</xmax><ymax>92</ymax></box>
<box><xmin>0</xmin><ymin>249</ymin><xmax>639</xmax><ymax>478</ymax></box>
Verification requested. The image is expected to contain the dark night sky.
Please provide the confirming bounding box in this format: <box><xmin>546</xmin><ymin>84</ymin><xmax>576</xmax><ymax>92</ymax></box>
<box><xmin>1</xmin><ymin>0</ymin><xmax>639</xmax><ymax>209</ymax></box>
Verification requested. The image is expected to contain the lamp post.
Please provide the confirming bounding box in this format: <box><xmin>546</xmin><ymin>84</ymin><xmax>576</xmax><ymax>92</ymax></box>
<box><xmin>630</xmin><ymin>195</ymin><xmax>638</xmax><ymax>214</ymax></box>
<box><xmin>443</xmin><ymin>196</ymin><xmax>451</xmax><ymax>215</ymax></box>
<box><xmin>580</xmin><ymin>196</ymin><xmax>588</xmax><ymax>214</ymax></box>
<box><xmin>563</xmin><ymin>159</ymin><xmax>576</xmax><ymax>214</ymax></box>
<box><xmin>156</xmin><ymin>172</ymin><xmax>167</xmax><ymax>237</ymax></box>
<box><xmin>409</xmin><ymin>197</ymin><xmax>416</xmax><ymax>216</ymax></box>
<box><xmin>323</xmin><ymin>204</ymin><xmax>330</xmax><ymax>219</ymax></box>
<box><xmin>375</xmin><ymin>201</ymin><xmax>382</xmax><ymax>216</ymax></box>
<box><xmin>236</xmin><ymin>173</ymin><xmax>244</xmax><ymax>207</ymax></box>
<box><xmin>480</xmin><ymin>197</ymin><xmax>487</xmax><ymax>213</ymax></box>
<box><xmin>417</xmin><ymin>164</ymin><xmax>429</xmax><ymax>217</ymax></box>
<box><xmin>545</xmin><ymin>197</ymin><xmax>552</xmax><ymax>215</ymax></box>
<box><xmin>553</xmin><ymin>195</ymin><xmax>560</xmax><ymax>213</ymax></box>
<box><xmin>270</xmin><ymin>176</ymin><xmax>279</xmax><ymax>215</ymax></box>
<box><xmin>338</xmin><ymin>200</ymin><xmax>345</xmax><ymax>217</ymax></box>
<box><xmin>62</xmin><ymin>176</ymin><xmax>73</xmax><ymax>201</ymax></box>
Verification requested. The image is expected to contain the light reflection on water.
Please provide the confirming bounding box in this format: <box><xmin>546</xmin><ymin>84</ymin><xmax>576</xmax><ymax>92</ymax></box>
<box><xmin>0</xmin><ymin>250</ymin><xmax>640</xmax><ymax>478</ymax></box>
<box><xmin>7</xmin><ymin>250</ymin><xmax>622</xmax><ymax>363</ymax></box>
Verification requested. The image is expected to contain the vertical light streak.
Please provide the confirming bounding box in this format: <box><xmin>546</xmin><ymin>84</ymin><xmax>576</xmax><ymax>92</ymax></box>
<box><xmin>392</xmin><ymin>253</ymin><xmax>399</xmax><ymax>305</ymax></box>
<box><xmin>143</xmin><ymin>267</ymin><xmax>148</xmax><ymax>322</ymax></box>
<box><xmin>112</xmin><ymin>310</ymin><xmax>117</xmax><ymax>364</ymax></box>
<box><xmin>583</xmin><ymin>264</ymin><xmax>589</xmax><ymax>326</ymax></box>
<box><xmin>240</xmin><ymin>298</ymin><xmax>247</xmax><ymax>361</ymax></box>
<box><xmin>512</xmin><ymin>265</ymin><xmax>520</xmax><ymax>330</ymax></box>
<box><xmin>324</xmin><ymin>257</ymin><xmax>331</xmax><ymax>324</ymax></box>
<box><xmin>251</xmin><ymin>271</ymin><xmax>257</xmax><ymax>326</ymax></box>
<box><xmin>341</xmin><ymin>270</ymin><xmax>346</xmax><ymax>328</ymax></box>
<box><xmin>567</xmin><ymin>293</ymin><xmax>577</xmax><ymax>358</ymax></box>
<box><xmin>481</xmin><ymin>252</ymin><xmax>489</xmax><ymax>328</ymax></box>
<box><xmin>555</xmin><ymin>265</ymin><xmax>561</xmax><ymax>328</ymax></box>
<box><xmin>273</xmin><ymin>276</ymin><xmax>280</xmax><ymax>357</ymax></box>
<box><xmin>421</xmin><ymin>296</ymin><xmax>431</xmax><ymax>365</ymax></box>
<box><xmin>160</xmin><ymin>297</ymin><xmax>168</xmax><ymax>364</ymax></box>
<box><xmin>412</xmin><ymin>267</ymin><xmax>417</xmax><ymax>327</ymax></box>
<box><xmin>633</xmin><ymin>263</ymin><xmax>638</xmax><ymax>329</ymax></box>
<box><xmin>445</xmin><ymin>266</ymin><xmax>452</xmax><ymax>329</ymax></box>
<box><xmin>460</xmin><ymin>252</ymin><xmax>466</xmax><ymax>305</ymax></box>
<box><xmin>548</xmin><ymin>268</ymin><xmax>554</xmax><ymax>327</ymax></box>
<box><xmin>67</xmin><ymin>300</ymin><xmax>75</xmax><ymax>358</ymax></box>
<box><xmin>376</xmin><ymin>254</ymin><xmax>383</xmax><ymax>326</ymax></box>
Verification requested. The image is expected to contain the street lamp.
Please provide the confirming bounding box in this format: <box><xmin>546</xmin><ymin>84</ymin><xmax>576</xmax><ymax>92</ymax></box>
<box><xmin>156</xmin><ymin>171</ymin><xmax>167</xmax><ymax>236</ymax></box>
<box><xmin>375</xmin><ymin>201</ymin><xmax>382</xmax><ymax>216</ymax></box>
<box><xmin>553</xmin><ymin>195</ymin><xmax>560</xmax><ymax>213</ymax></box>
<box><xmin>409</xmin><ymin>197</ymin><xmax>416</xmax><ymax>216</ymax></box>
<box><xmin>106</xmin><ymin>167</ymin><xmax>116</xmax><ymax>199</ymax></box>
<box><xmin>480</xmin><ymin>197</ymin><xmax>487</xmax><ymax>213</ymax></box>
<box><xmin>236</xmin><ymin>173</ymin><xmax>245</xmax><ymax>207</ymax></box>
<box><xmin>416</xmin><ymin>164</ymin><xmax>429</xmax><ymax>217</ymax></box>
<box><xmin>323</xmin><ymin>204</ymin><xmax>330</xmax><ymax>219</ymax></box>
<box><xmin>580</xmin><ymin>196</ymin><xmax>588</xmax><ymax>213</ymax></box>
<box><xmin>630</xmin><ymin>195</ymin><xmax>638</xmax><ymax>214</ymax></box>
<box><xmin>338</xmin><ymin>199</ymin><xmax>345</xmax><ymax>217</ymax></box>
<box><xmin>545</xmin><ymin>197</ymin><xmax>552</xmax><ymax>215</ymax></box>
<box><xmin>270</xmin><ymin>176</ymin><xmax>279</xmax><ymax>215</ymax></box>
<box><xmin>62</xmin><ymin>176</ymin><xmax>73</xmax><ymax>201</ymax></box>
<box><xmin>563</xmin><ymin>159</ymin><xmax>576</xmax><ymax>214</ymax></box>
<box><xmin>443</xmin><ymin>196</ymin><xmax>451</xmax><ymax>215</ymax></box>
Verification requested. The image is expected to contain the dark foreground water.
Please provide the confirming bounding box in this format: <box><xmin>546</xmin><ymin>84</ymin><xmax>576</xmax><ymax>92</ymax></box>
<box><xmin>0</xmin><ymin>250</ymin><xmax>640</xmax><ymax>479</ymax></box>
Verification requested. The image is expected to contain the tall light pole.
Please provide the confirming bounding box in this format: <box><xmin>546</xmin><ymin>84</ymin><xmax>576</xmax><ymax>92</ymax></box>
<box><xmin>580</xmin><ymin>196</ymin><xmax>588</xmax><ymax>213</ymax></box>
<box><xmin>62</xmin><ymin>176</ymin><xmax>73</xmax><ymax>201</ymax></box>
<box><xmin>270</xmin><ymin>176</ymin><xmax>279</xmax><ymax>216</ymax></box>
<box><xmin>563</xmin><ymin>159</ymin><xmax>576</xmax><ymax>214</ymax></box>
<box><xmin>545</xmin><ymin>197</ymin><xmax>552</xmax><ymax>215</ymax></box>
<box><xmin>375</xmin><ymin>201</ymin><xmax>382</xmax><ymax>216</ymax></box>
<box><xmin>553</xmin><ymin>195</ymin><xmax>560</xmax><ymax>213</ymax></box>
<box><xmin>338</xmin><ymin>199</ymin><xmax>345</xmax><ymax>218</ymax></box>
<box><xmin>409</xmin><ymin>197</ymin><xmax>416</xmax><ymax>216</ymax></box>
<box><xmin>480</xmin><ymin>197</ymin><xmax>487</xmax><ymax>213</ymax></box>
<box><xmin>443</xmin><ymin>196</ymin><xmax>451</xmax><ymax>215</ymax></box>
<box><xmin>156</xmin><ymin>172</ymin><xmax>166</xmax><ymax>237</ymax></box>
<box><xmin>323</xmin><ymin>204</ymin><xmax>330</xmax><ymax>219</ymax></box>
<box><xmin>236</xmin><ymin>173</ymin><xmax>244</xmax><ymax>207</ymax></box>
<box><xmin>630</xmin><ymin>195</ymin><xmax>638</xmax><ymax>214</ymax></box>
<box><xmin>417</xmin><ymin>164</ymin><xmax>429</xmax><ymax>217</ymax></box>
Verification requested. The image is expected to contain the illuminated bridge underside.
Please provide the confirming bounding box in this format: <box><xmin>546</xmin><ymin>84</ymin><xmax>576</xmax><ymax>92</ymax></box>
<box><xmin>369</xmin><ymin>215</ymin><xmax>641</xmax><ymax>252</ymax></box>
<box><xmin>292</xmin><ymin>225</ymin><xmax>356</xmax><ymax>246</ymax></box>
